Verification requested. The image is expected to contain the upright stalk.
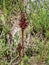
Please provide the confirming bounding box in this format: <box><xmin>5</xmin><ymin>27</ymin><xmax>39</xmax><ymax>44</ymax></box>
<box><xmin>22</xmin><ymin>29</ymin><xmax>24</xmax><ymax>56</ymax></box>
<box><xmin>19</xmin><ymin>12</ymin><xmax>28</xmax><ymax>56</ymax></box>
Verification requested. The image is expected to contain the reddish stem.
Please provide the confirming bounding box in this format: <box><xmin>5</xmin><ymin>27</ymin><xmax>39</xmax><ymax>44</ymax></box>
<box><xmin>22</xmin><ymin>29</ymin><xmax>24</xmax><ymax>56</ymax></box>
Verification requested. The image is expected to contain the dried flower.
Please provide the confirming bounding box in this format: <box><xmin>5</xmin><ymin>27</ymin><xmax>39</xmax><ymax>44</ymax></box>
<box><xmin>17</xmin><ymin>43</ymin><xmax>22</xmax><ymax>57</ymax></box>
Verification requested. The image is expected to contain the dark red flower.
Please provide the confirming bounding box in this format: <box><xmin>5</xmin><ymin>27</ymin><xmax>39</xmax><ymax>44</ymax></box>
<box><xmin>19</xmin><ymin>12</ymin><xmax>28</xmax><ymax>29</ymax></box>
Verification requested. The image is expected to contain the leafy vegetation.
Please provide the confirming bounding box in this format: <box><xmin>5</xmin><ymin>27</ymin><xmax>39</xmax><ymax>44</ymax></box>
<box><xmin>0</xmin><ymin>0</ymin><xmax>49</xmax><ymax>65</ymax></box>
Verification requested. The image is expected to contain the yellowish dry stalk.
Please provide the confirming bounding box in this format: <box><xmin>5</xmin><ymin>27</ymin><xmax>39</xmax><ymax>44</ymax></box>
<box><xmin>38</xmin><ymin>37</ymin><xmax>47</xmax><ymax>65</ymax></box>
